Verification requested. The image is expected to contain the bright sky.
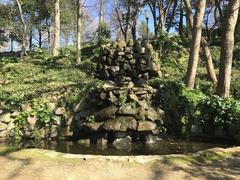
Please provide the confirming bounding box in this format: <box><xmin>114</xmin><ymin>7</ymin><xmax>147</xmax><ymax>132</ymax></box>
<box><xmin>0</xmin><ymin>0</ymin><xmax>175</xmax><ymax>52</ymax></box>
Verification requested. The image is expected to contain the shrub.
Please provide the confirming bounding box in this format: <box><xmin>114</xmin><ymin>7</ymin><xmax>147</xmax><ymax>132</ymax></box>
<box><xmin>151</xmin><ymin>34</ymin><xmax>188</xmax><ymax>81</ymax></box>
<box><xmin>233</xmin><ymin>43</ymin><xmax>240</xmax><ymax>67</ymax></box>
<box><xmin>149</xmin><ymin>79</ymin><xmax>204</xmax><ymax>137</ymax></box>
<box><xmin>231</xmin><ymin>80</ymin><xmax>240</xmax><ymax>100</ymax></box>
<box><xmin>156</xmin><ymin>33</ymin><xmax>185</xmax><ymax>55</ymax></box>
<box><xmin>14</xmin><ymin>98</ymin><xmax>59</xmax><ymax>141</ymax></box>
<box><xmin>198</xmin><ymin>95</ymin><xmax>240</xmax><ymax>140</ymax></box>
<box><xmin>78</xmin><ymin>60</ymin><xmax>96</xmax><ymax>77</ymax></box>
<box><xmin>29</xmin><ymin>49</ymin><xmax>50</xmax><ymax>61</ymax></box>
<box><xmin>96</xmin><ymin>21</ymin><xmax>111</xmax><ymax>45</ymax></box>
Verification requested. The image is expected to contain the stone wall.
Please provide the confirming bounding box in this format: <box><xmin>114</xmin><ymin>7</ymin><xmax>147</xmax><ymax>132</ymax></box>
<box><xmin>97</xmin><ymin>40</ymin><xmax>161</xmax><ymax>87</ymax></box>
<box><xmin>0</xmin><ymin>99</ymin><xmax>66</xmax><ymax>141</ymax></box>
<box><xmin>71</xmin><ymin>83</ymin><xmax>165</xmax><ymax>144</ymax></box>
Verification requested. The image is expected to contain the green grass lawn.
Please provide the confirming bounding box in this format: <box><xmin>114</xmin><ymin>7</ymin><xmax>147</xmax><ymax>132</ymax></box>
<box><xmin>0</xmin><ymin>56</ymin><xmax>100</xmax><ymax>108</ymax></box>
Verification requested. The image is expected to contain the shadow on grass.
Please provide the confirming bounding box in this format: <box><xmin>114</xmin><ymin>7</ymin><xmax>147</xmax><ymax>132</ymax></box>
<box><xmin>0</xmin><ymin>146</ymin><xmax>34</xmax><ymax>179</ymax></box>
<box><xmin>151</xmin><ymin>151</ymin><xmax>240</xmax><ymax>180</ymax></box>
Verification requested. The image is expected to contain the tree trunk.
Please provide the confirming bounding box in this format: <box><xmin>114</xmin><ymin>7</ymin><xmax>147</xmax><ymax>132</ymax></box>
<box><xmin>157</xmin><ymin>1</ymin><xmax>172</xmax><ymax>35</ymax></box>
<box><xmin>148</xmin><ymin>0</ymin><xmax>158</xmax><ymax>38</ymax></box>
<box><xmin>183</xmin><ymin>0</ymin><xmax>193</xmax><ymax>28</ymax></box>
<box><xmin>131</xmin><ymin>19</ymin><xmax>137</xmax><ymax>41</ymax></box>
<box><xmin>47</xmin><ymin>28</ymin><xmax>51</xmax><ymax>52</ymax></box>
<box><xmin>179</xmin><ymin>0</ymin><xmax>184</xmax><ymax>36</ymax></box>
<box><xmin>15</xmin><ymin>0</ymin><xmax>27</xmax><ymax>57</ymax></box>
<box><xmin>52</xmin><ymin>0</ymin><xmax>60</xmax><ymax>57</ymax></box>
<box><xmin>124</xmin><ymin>12</ymin><xmax>130</xmax><ymax>42</ymax></box>
<box><xmin>184</xmin><ymin>0</ymin><xmax>218</xmax><ymax>84</ymax></box>
<box><xmin>216</xmin><ymin>0</ymin><xmax>240</xmax><ymax>98</ymax></box>
<box><xmin>166</xmin><ymin>0</ymin><xmax>178</xmax><ymax>33</ymax></box>
<box><xmin>185</xmin><ymin>0</ymin><xmax>206</xmax><ymax>89</ymax></box>
<box><xmin>76</xmin><ymin>0</ymin><xmax>82</xmax><ymax>64</ymax></box>
<box><xmin>29</xmin><ymin>29</ymin><xmax>32</xmax><ymax>51</ymax></box>
<box><xmin>202</xmin><ymin>38</ymin><xmax>218</xmax><ymax>83</ymax></box>
<box><xmin>64</xmin><ymin>31</ymin><xmax>69</xmax><ymax>47</ymax></box>
<box><xmin>115</xmin><ymin>8</ymin><xmax>126</xmax><ymax>41</ymax></box>
<box><xmin>10</xmin><ymin>34</ymin><xmax>14</xmax><ymax>52</ymax></box>
<box><xmin>38</xmin><ymin>28</ymin><xmax>42</xmax><ymax>48</ymax></box>
<box><xmin>99</xmin><ymin>0</ymin><xmax>103</xmax><ymax>24</ymax></box>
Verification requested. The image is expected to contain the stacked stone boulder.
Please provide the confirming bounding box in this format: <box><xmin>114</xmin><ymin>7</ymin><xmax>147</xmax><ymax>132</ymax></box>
<box><xmin>0</xmin><ymin>98</ymin><xmax>66</xmax><ymax>141</ymax></box>
<box><xmin>72</xmin><ymin>83</ymin><xmax>165</xmax><ymax>144</ymax></box>
<box><xmin>0</xmin><ymin>112</ymin><xmax>15</xmax><ymax>140</ymax></box>
<box><xmin>72</xmin><ymin>40</ymin><xmax>164</xmax><ymax>144</ymax></box>
<box><xmin>97</xmin><ymin>40</ymin><xmax>161</xmax><ymax>86</ymax></box>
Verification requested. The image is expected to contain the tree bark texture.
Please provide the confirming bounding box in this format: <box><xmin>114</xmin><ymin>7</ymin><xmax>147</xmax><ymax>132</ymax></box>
<box><xmin>99</xmin><ymin>0</ymin><xmax>103</xmax><ymax>24</ymax></box>
<box><xmin>185</xmin><ymin>0</ymin><xmax>206</xmax><ymax>89</ymax></box>
<box><xmin>76</xmin><ymin>0</ymin><xmax>82</xmax><ymax>64</ymax></box>
<box><xmin>52</xmin><ymin>0</ymin><xmax>60</xmax><ymax>57</ymax></box>
<box><xmin>216</xmin><ymin>0</ymin><xmax>240</xmax><ymax>98</ymax></box>
<box><xmin>16</xmin><ymin>0</ymin><xmax>27</xmax><ymax>57</ymax></box>
<box><xmin>184</xmin><ymin>0</ymin><xmax>218</xmax><ymax>84</ymax></box>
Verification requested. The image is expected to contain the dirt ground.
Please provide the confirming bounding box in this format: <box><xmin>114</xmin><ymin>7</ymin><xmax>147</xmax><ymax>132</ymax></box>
<box><xmin>0</xmin><ymin>145</ymin><xmax>240</xmax><ymax>180</ymax></box>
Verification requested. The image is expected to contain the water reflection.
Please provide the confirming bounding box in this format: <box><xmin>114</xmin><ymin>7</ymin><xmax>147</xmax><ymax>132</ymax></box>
<box><xmin>6</xmin><ymin>139</ymin><xmax>231</xmax><ymax>156</ymax></box>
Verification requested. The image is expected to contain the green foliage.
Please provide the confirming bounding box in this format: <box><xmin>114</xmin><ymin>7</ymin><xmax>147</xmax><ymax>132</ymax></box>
<box><xmin>227</xmin><ymin>69</ymin><xmax>240</xmax><ymax>100</ymax></box>
<box><xmin>0</xmin><ymin>4</ymin><xmax>12</xmax><ymax>46</ymax></box>
<box><xmin>149</xmin><ymin>79</ymin><xmax>204</xmax><ymax>136</ymax></box>
<box><xmin>12</xmin><ymin>97</ymin><xmax>64</xmax><ymax>141</ymax></box>
<box><xmin>32</xmin><ymin>99</ymin><xmax>55</xmax><ymax>126</ymax></box>
<box><xmin>0</xmin><ymin>55</ymin><xmax>19</xmax><ymax>64</ymax></box>
<box><xmin>195</xmin><ymin>76</ymin><xmax>216</xmax><ymax>96</ymax></box>
<box><xmin>0</xmin><ymin>30</ymin><xmax>8</xmax><ymax>46</ymax></box>
<box><xmin>210</xmin><ymin>46</ymin><xmax>221</xmax><ymax>65</ymax></box>
<box><xmin>61</xmin><ymin>79</ymin><xmax>102</xmax><ymax>106</ymax></box>
<box><xmin>118</xmin><ymin>93</ymin><xmax>128</xmax><ymax>107</ymax></box>
<box><xmin>0</xmin><ymin>58</ymin><xmax>94</xmax><ymax>107</ymax></box>
<box><xmin>130</xmin><ymin>101</ymin><xmax>137</xmax><ymax>109</ymax></box>
<box><xmin>15</xmin><ymin>112</ymin><xmax>29</xmax><ymax>130</ymax></box>
<box><xmin>231</xmin><ymin>79</ymin><xmax>240</xmax><ymax>100</ymax></box>
<box><xmin>78</xmin><ymin>60</ymin><xmax>96</xmax><ymax>77</ymax></box>
<box><xmin>152</xmin><ymin>34</ymin><xmax>188</xmax><ymax>81</ymax></box>
<box><xmin>198</xmin><ymin>96</ymin><xmax>240</xmax><ymax>130</ymax></box>
<box><xmin>96</xmin><ymin>21</ymin><xmax>111</xmax><ymax>45</ymax></box>
<box><xmin>15</xmin><ymin>99</ymin><xmax>56</xmax><ymax>126</ymax></box>
<box><xmin>137</xmin><ymin>20</ymin><xmax>154</xmax><ymax>40</ymax></box>
<box><xmin>29</xmin><ymin>49</ymin><xmax>50</xmax><ymax>61</ymax></box>
<box><xmin>233</xmin><ymin>44</ymin><xmax>240</xmax><ymax>67</ymax></box>
<box><xmin>81</xmin><ymin>44</ymin><xmax>99</xmax><ymax>61</ymax></box>
<box><xmin>86</xmin><ymin>115</ymin><xmax>95</xmax><ymax>123</ymax></box>
<box><xmin>59</xmin><ymin>46</ymin><xmax>76</xmax><ymax>62</ymax></box>
<box><xmin>156</xmin><ymin>33</ymin><xmax>186</xmax><ymax>56</ymax></box>
<box><xmin>150</xmin><ymin>79</ymin><xmax>203</xmax><ymax>113</ymax></box>
<box><xmin>150</xmin><ymin>79</ymin><xmax>240</xmax><ymax>142</ymax></box>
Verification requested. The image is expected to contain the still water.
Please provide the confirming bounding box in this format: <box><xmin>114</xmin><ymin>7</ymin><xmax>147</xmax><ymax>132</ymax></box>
<box><xmin>4</xmin><ymin>139</ymin><xmax>232</xmax><ymax>156</ymax></box>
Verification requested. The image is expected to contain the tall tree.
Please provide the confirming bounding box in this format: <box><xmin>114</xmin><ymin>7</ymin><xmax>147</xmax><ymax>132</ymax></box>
<box><xmin>185</xmin><ymin>0</ymin><xmax>206</xmax><ymax>89</ymax></box>
<box><xmin>178</xmin><ymin>0</ymin><xmax>184</xmax><ymax>36</ymax></box>
<box><xmin>99</xmin><ymin>0</ymin><xmax>103</xmax><ymax>24</ymax></box>
<box><xmin>166</xmin><ymin>0</ymin><xmax>178</xmax><ymax>32</ymax></box>
<box><xmin>52</xmin><ymin>0</ymin><xmax>60</xmax><ymax>56</ymax></box>
<box><xmin>216</xmin><ymin>0</ymin><xmax>240</xmax><ymax>98</ymax></box>
<box><xmin>15</xmin><ymin>0</ymin><xmax>27</xmax><ymax>57</ymax></box>
<box><xmin>137</xmin><ymin>20</ymin><xmax>153</xmax><ymax>40</ymax></box>
<box><xmin>114</xmin><ymin>0</ymin><xmax>144</xmax><ymax>41</ymax></box>
<box><xmin>0</xmin><ymin>4</ymin><xmax>11</xmax><ymax>48</ymax></box>
<box><xmin>184</xmin><ymin>0</ymin><xmax>218</xmax><ymax>84</ymax></box>
<box><xmin>147</xmin><ymin>0</ymin><xmax>173</xmax><ymax>37</ymax></box>
<box><xmin>76</xmin><ymin>0</ymin><xmax>82</xmax><ymax>64</ymax></box>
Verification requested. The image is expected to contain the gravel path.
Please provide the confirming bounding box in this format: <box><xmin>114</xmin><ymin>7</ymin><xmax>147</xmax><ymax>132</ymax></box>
<box><xmin>0</xmin><ymin>146</ymin><xmax>240</xmax><ymax>180</ymax></box>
